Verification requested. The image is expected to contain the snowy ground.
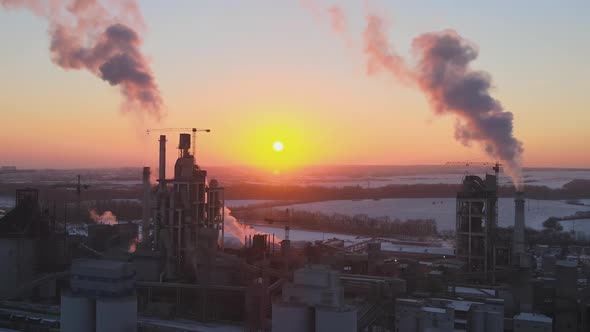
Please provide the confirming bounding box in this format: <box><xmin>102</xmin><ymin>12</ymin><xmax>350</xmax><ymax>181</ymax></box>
<box><xmin>139</xmin><ymin>317</ymin><xmax>242</xmax><ymax>332</ymax></box>
<box><xmin>0</xmin><ymin>196</ymin><xmax>14</xmax><ymax>208</ymax></box>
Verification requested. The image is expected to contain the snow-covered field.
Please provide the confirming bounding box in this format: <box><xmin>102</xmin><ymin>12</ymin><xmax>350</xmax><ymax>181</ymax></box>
<box><xmin>0</xmin><ymin>195</ymin><xmax>14</xmax><ymax>208</ymax></box>
<box><xmin>560</xmin><ymin>219</ymin><xmax>590</xmax><ymax>237</ymax></box>
<box><xmin>272</xmin><ymin>198</ymin><xmax>590</xmax><ymax>231</ymax></box>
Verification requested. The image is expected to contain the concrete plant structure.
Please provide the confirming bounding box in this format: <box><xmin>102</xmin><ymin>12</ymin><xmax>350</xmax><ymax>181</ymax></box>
<box><xmin>60</xmin><ymin>259</ymin><xmax>137</xmax><ymax>332</ymax></box>
<box><xmin>150</xmin><ymin>133</ymin><xmax>225</xmax><ymax>282</ymax></box>
<box><xmin>455</xmin><ymin>174</ymin><xmax>507</xmax><ymax>280</ymax></box>
<box><xmin>513</xmin><ymin>312</ymin><xmax>552</xmax><ymax>332</ymax></box>
<box><xmin>272</xmin><ymin>265</ymin><xmax>357</xmax><ymax>332</ymax></box>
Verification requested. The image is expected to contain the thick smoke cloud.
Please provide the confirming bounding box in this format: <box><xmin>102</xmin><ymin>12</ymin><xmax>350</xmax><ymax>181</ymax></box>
<box><xmin>412</xmin><ymin>31</ymin><xmax>523</xmax><ymax>184</ymax></box>
<box><xmin>322</xmin><ymin>8</ymin><xmax>524</xmax><ymax>187</ymax></box>
<box><xmin>1</xmin><ymin>0</ymin><xmax>163</xmax><ymax>119</ymax></box>
<box><xmin>363</xmin><ymin>14</ymin><xmax>523</xmax><ymax>186</ymax></box>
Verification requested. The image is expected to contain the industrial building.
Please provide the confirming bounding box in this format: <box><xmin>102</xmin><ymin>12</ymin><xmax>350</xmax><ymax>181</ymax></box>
<box><xmin>513</xmin><ymin>313</ymin><xmax>552</xmax><ymax>332</ymax></box>
<box><xmin>1</xmin><ymin>137</ymin><xmax>590</xmax><ymax>331</ymax></box>
<box><xmin>272</xmin><ymin>265</ymin><xmax>357</xmax><ymax>332</ymax></box>
<box><xmin>395</xmin><ymin>297</ymin><xmax>504</xmax><ymax>332</ymax></box>
<box><xmin>455</xmin><ymin>171</ymin><xmax>510</xmax><ymax>281</ymax></box>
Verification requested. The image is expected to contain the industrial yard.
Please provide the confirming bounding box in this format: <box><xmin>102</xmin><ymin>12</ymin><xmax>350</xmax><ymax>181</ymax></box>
<box><xmin>2</xmin><ymin>1</ymin><xmax>590</xmax><ymax>331</ymax></box>
<box><xmin>0</xmin><ymin>132</ymin><xmax>590</xmax><ymax>331</ymax></box>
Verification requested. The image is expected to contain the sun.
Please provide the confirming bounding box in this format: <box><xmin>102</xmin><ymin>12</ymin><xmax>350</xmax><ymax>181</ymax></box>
<box><xmin>273</xmin><ymin>141</ymin><xmax>284</xmax><ymax>152</ymax></box>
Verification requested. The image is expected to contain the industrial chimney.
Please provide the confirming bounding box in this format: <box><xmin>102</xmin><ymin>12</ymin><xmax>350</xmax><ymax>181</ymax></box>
<box><xmin>142</xmin><ymin>167</ymin><xmax>151</xmax><ymax>236</ymax></box>
<box><xmin>158</xmin><ymin>135</ymin><xmax>166</xmax><ymax>192</ymax></box>
<box><xmin>512</xmin><ymin>191</ymin><xmax>533</xmax><ymax>312</ymax></box>
<box><xmin>513</xmin><ymin>191</ymin><xmax>526</xmax><ymax>259</ymax></box>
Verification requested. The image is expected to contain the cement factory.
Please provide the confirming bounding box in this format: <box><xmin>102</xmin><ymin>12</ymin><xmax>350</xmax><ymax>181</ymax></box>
<box><xmin>0</xmin><ymin>132</ymin><xmax>589</xmax><ymax>332</ymax></box>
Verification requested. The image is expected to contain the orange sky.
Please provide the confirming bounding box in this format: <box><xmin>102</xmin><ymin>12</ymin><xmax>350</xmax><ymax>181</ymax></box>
<box><xmin>1</xmin><ymin>1</ymin><xmax>589</xmax><ymax>170</ymax></box>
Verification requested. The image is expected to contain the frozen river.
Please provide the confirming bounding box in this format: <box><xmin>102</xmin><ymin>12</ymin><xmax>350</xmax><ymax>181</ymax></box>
<box><xmin>269</xmin><ymin>198</ymin><xmax>590</xmax><ymax>231</ymax></box>
<box><xmin>224</xmin><ymin>197</ymin><xmax>590</xmax><ymax>253</ymax></box>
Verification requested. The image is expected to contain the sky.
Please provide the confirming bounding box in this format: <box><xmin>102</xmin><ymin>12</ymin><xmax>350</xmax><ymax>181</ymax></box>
<box><xmin>0</xmin><ymin>0</ymin><xmax>589</xmax><ymax>170</ymax></box>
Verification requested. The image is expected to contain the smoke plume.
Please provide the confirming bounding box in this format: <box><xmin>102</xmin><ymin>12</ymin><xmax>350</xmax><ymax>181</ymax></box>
<box><xmin>1</xmin><ymin>0</ymin><xmax>163</xmax><ymax>119</ymax></box>
<box><xmin>327</xmin><ymin>5</ymin><xmax>346</xmax><ymax>34</ymax></box>
<box><xmin>301</xmin><ymin>3</ymin><xmax>524</xmax><ymax>187</ymax></box>
<box><xmin>362</xmin><ymin>13</ymin><xmax>524</xmax><ymax>187</ymax></box>
<box><xmin>223</xmin><ymin>207</ymin><xmax>280</xmax><ymax>249</ymax></box>
<box><xmin>363</xmin><ymin>14</ymin><xmax>413</xmax><ymax>84</ymax></box>
<box><xmin>411</xmin><ymin>31</ymin><xmax>523</xmax><ymax>184</ymax></box>
<box><xmin>89</xmin><ymin>208</ymin><xmax>117</xmax><ymax>225</ymax></box>
<box><xmin>300</xmin><ymin>0</ymin><xmax>353</xmax><ymax>45</ymax></box>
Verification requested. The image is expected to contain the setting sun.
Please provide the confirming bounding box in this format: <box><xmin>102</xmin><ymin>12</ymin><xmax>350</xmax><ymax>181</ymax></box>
<box><xmin>273</xmin><ymin>141</ymin><xmax>284</xmax><ymax>152</ymax></box>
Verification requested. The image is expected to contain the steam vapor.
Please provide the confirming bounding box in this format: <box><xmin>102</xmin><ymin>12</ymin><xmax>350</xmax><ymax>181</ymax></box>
<box><xmin>327</xmin><ymin>5</ymin><xmax>346</xmax><ymax>34</ymax></box>
<box><xmin>89</xmin><ymin>208</ymin><xmax>117</xmax><ymax>225</ymax></box>
<box><xmin>223</xmin><ymin>208</ymin><xmax>280</xmax><ymax>249</ymax></box>
<box><xmin>1</xmin><ymin>0</ymin><xmax>163</xmax><ymax>119</ymax></box>
<box><xmin>300</xmin><ymin>0</ymin><xmax>353</xmax><ymax>45</ymax></box>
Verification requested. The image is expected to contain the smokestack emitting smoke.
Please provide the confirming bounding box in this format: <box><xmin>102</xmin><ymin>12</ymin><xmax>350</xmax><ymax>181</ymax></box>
<box><xmin>1</xmin><ymin>0</ymin><xmax>163</xmax><ymax>119</ymax></box>
<box><xmin>223</xmin><ymin>207</ymin><xmax>280</xmax><ymax>249</ymax></box>
<box><xmin>89</xmin><ymin>209</ymin><xmax>117</xmax><ymax>225</ymax></box>
<box><xmin>302</xmin><ymin>3</ymin><xmax>524</xmax><ymax>188</ymax></box>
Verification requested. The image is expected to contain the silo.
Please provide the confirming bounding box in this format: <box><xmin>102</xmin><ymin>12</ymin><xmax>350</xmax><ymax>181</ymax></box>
<box><xmin>271</xmin><ymin>303</ymin><xmax>313</xmax><ymax>332</ymax></box>
<box><xmin>485</xmin><ymin>311</ymin><xmax>504</xmax><ymax>332</ymax></box>
<box><xmin>96</xmin><ymin>295</ymin><xmax>137</xmax><ymax>332</ymax></box>
<box><xmin>60</xmin><ymin>293</ymin><xmax>96</xmax><ymax>332</ymax></box>
<box><xmin>468</xmin><ymin>308</ymin><xmax>485</xmax><ymax>332</ymax></box>
<box><xmin>315</xmin><ymin>306</ymin><xmax>357</xmax><ymax>332</ymax></box>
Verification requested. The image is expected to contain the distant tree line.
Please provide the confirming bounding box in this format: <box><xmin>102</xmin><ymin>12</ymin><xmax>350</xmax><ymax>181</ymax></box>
<box><xmin>225</xmin><ymin>180</ymin><xmax>590</xmax><ymax>201</ymax></box>
<box><xmin>493</xmin><ymin>213</ymin><xmax>590</xmax><ymax>248</ymax></box>
<box><xmin>2</xmin><ymin>179</ymin><xmax>589</xmax><ymax>211</ymax></box>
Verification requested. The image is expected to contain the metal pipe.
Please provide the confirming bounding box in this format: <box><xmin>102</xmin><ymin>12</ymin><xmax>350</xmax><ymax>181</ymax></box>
<box><xmin>142</xmin><ymin>167</ymin><xmax>151</xmax><ymax>238</ymax></box>
<box><xmin>513</xmin><ymin>192</ymin><xmax>526</xmax><ymax>257</ymax></box>
<box><xmin>158</xmin><ymin>135</ymin><xmax>166</xmax><ymax>191</ymax></box>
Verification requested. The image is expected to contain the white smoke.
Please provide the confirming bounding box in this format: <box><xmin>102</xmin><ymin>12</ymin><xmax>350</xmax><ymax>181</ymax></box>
<box><xmin>88</xmin><ymin>208</ymin><xmax>117</xmax><ymax>225</ymax></box>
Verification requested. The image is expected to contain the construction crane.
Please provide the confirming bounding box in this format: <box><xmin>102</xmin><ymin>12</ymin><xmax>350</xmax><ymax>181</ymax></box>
<box><xmin>446</xmin><ymin>161</ymin><xmax>502</xmax><ymax>175</ymax></box>
<box><xmin>51</xmin><ymin>175</ymin><xmax>90</xmax><ymax>222</ymax></box>
<box><xmin>446</xmin><ymin>161</ymin><xmax>503</xmax><ymax>188</ymax></box>
<box><xmin>147</xmin><ymin>128</ymin><xmax>211</xmax><ymax>157</ymax></box>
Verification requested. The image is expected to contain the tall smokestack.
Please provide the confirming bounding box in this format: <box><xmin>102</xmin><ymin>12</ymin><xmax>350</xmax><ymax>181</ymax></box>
<box><xmin>513</xmin><ymin>191</ymin><xmax>525</xmax><ymax>257</ymax></box>
<box><xmin>142</xmin><ymin>166</ymin><xmax>151</xmax><ymax>236</ymax></box>
<box><xmin>158</xmin><ymin>135</ymin><xmax>166</xmax><ymax>191</ymax></box>
<box><xmin>512</xmin><ymin>191</ymin><xmax>533</xmax><ymax>312</ymax></box>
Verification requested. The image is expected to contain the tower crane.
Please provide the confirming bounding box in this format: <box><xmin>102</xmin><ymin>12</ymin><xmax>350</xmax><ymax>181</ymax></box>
<box><xmin>445</xmin><ymin>161</ymin><xmax>502</xmax><ymax>174</ymax></box>
<box><xmin>51</xmin><ymin>175</ymin><xmax>90</xmax><ymax>223</ymax></box>
<box><xmin>147</xmin><ymin>127</ymin><xmax>211</xmax><ymax>157</ymax></box>
<box><xmin>445</xmin><ymin>161</ymin><xmax>503</xmax><ymax>188</ymax></box>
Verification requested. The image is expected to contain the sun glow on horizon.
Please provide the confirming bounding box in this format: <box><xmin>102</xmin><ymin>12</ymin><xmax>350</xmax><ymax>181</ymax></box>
<box><xmin>273</xmin><ymin>141</ymin><xmax>284</xmax><ymax>152</ymax></box>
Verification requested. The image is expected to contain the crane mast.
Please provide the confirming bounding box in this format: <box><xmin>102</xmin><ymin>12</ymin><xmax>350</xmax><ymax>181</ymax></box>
<box><xmin>146</xmin><ymin>127</ymin><xmax>211</xmax><ymax>159</ymax></box>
